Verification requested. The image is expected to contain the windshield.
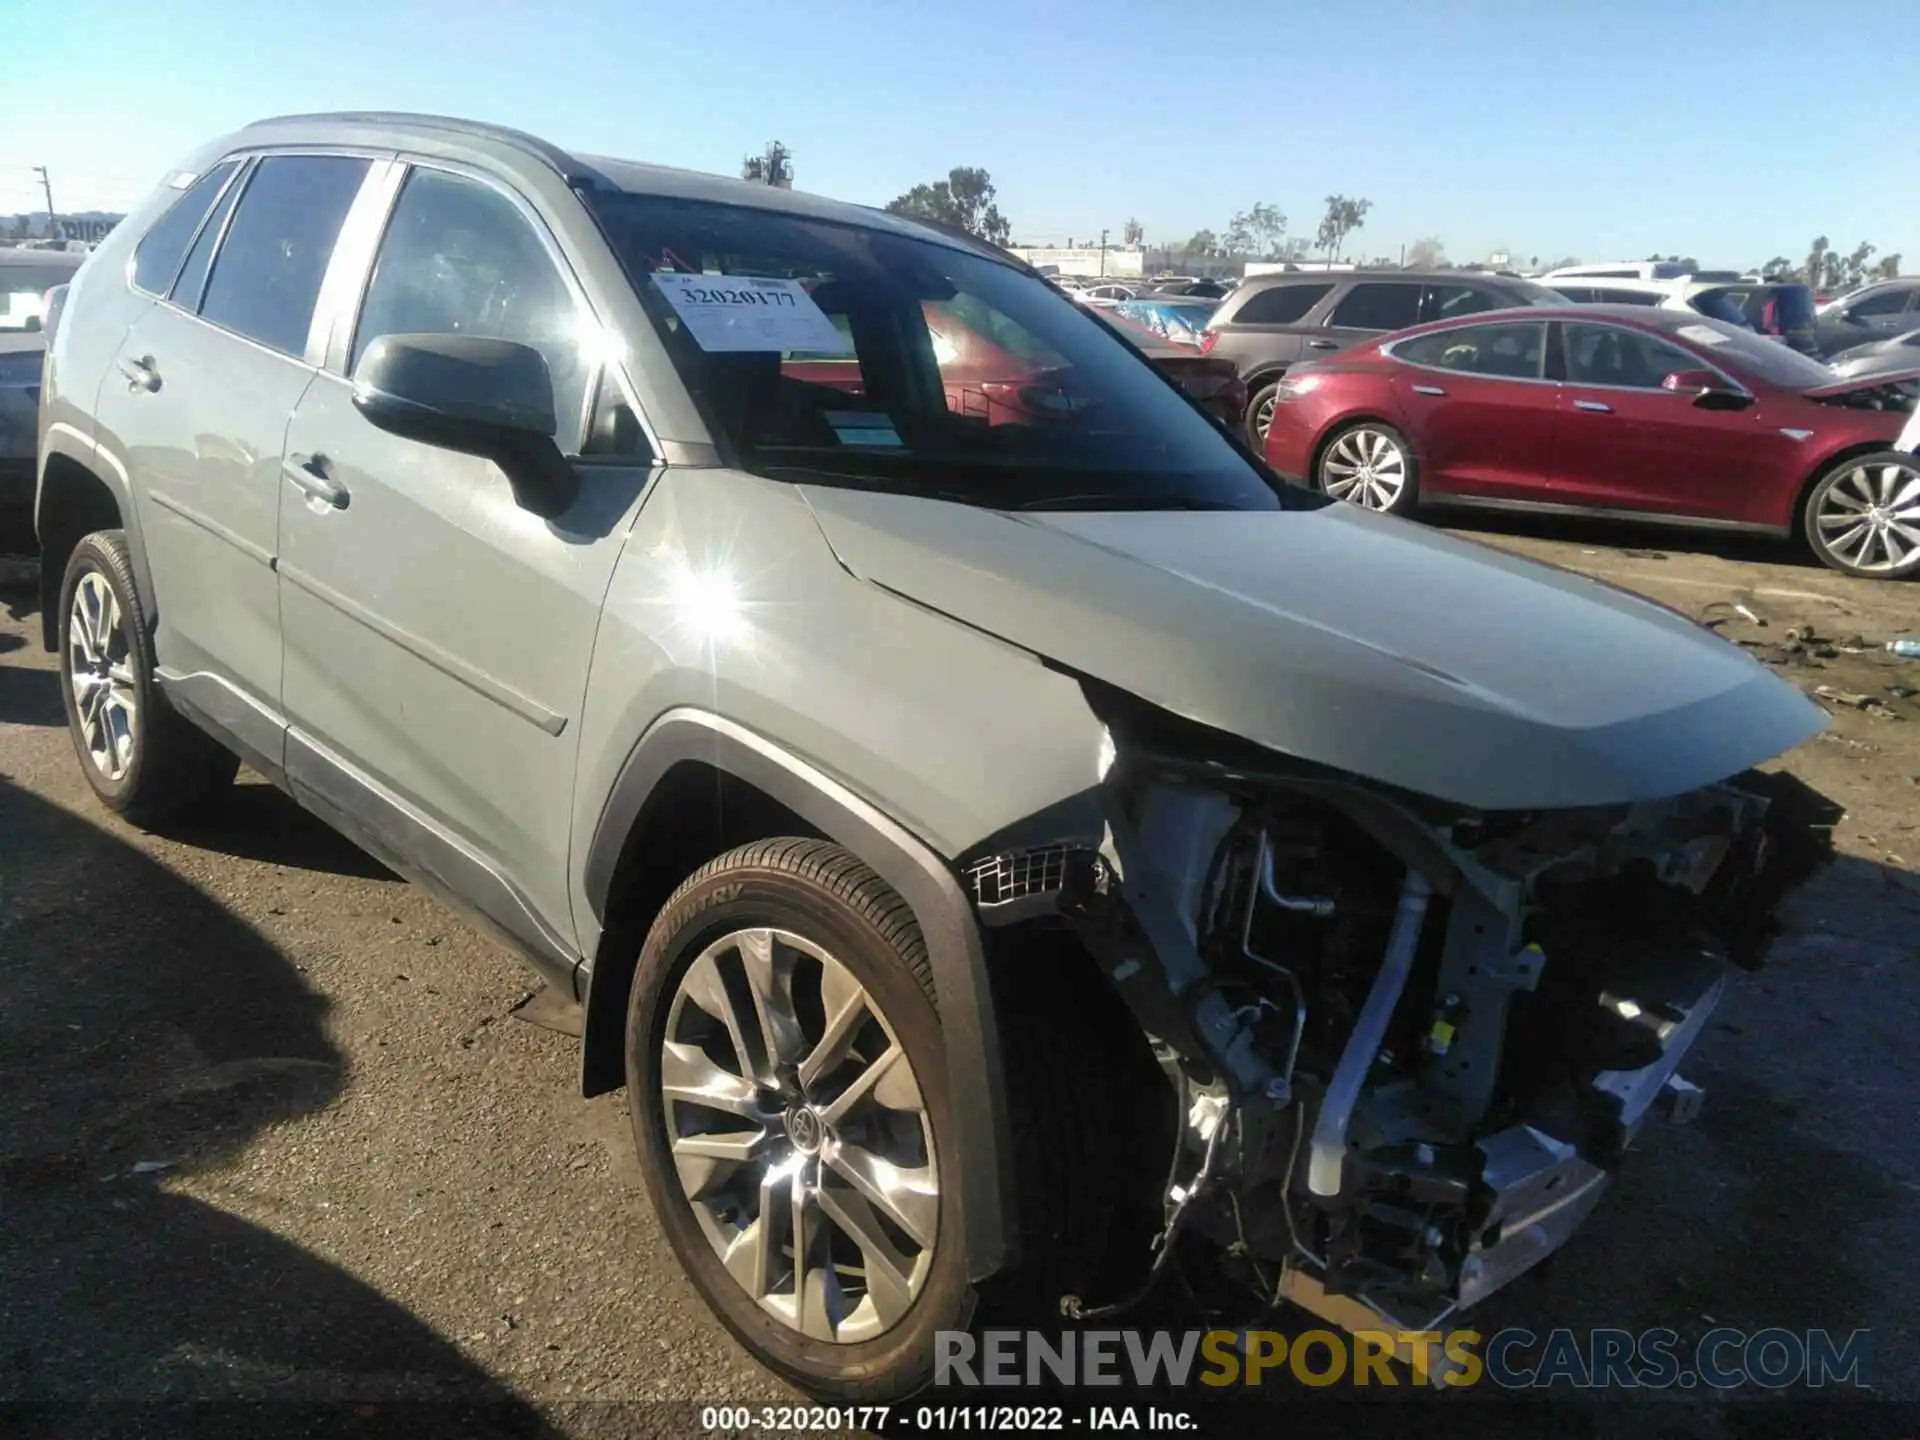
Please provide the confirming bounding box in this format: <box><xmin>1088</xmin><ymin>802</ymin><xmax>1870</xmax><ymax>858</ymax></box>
<box><xmin>1672</xmin><ymin>316</ymin><xmax>1837</xmax><ymax>388</ymax></box>
<box><xmin>586</xmin><ymin>193</ymin><xmax>1286</xmax><ymax>512</ymax></box>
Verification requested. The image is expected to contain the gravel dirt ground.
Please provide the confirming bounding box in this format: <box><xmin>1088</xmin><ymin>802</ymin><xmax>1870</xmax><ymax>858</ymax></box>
<box><xmin>2</xmin><ymin>516</ymin><xmax>1916</xmax><ymax>1438</ymax></box>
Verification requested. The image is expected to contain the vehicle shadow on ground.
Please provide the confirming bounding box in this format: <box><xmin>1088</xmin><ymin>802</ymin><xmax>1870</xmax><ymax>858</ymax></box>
<box><xmin>0</xmin><ymin>775</ymin><xmax>557</xmax><ymax>1436</ymax></box>
<box><xmin>161</xmin><ymin>778</ymin><xmax>399</xmax><ymax>883</ymax></box>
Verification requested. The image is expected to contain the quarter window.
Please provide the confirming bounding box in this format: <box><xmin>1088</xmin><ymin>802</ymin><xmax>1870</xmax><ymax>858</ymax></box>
<box><xmin>1394</xmin><ymin>321</ymin><xmax>1546</xmax><ymax>380</ymax></box>
<box><xmin>131</xmin><ymin>162</ymin><xmax>239</xmax><ymax>297</ymax></box>
<box><xmin>353</xmin><ymin>167</ymin><xmax>590</xmax><ymax>443</ymax></box>
<box><xmin>1230</xmin><ymin>283</ymin><xmax>1332</xmax><ymax>325</ymax></box>
<box><xmin>198</xmin><ymin>155</ymin><xmax>372</xmax><ymax>356</ymax></box>
<box><xmin>1328</xmin><ymin>282</ymin><xmax>1422</xmax><ymax>332</ymax></box>
<box><xmin>1563</xmin><ymin>323</ymin><xmax>1700</xmax><ymax>389</ymax></box>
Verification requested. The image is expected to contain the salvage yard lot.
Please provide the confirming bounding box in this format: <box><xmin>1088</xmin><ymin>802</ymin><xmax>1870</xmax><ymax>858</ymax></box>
<box><xmin>2</xmin><ymin>521</ymin><xmax>1917</xmax><ymax>1431</ymax></box>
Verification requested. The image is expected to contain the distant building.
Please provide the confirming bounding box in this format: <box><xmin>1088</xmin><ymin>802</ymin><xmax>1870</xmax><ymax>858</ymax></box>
<box><xmin>1008</xmin><ymin>245</ymin><xmax>1145</xmax><ymax>279</ymax></box>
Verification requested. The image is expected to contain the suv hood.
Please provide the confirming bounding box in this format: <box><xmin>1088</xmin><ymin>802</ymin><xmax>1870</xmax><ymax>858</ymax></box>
<box><xmin>801</xmin><ymin>489</ymin><xmax>1825</xmax><ymax>811</ymax></box>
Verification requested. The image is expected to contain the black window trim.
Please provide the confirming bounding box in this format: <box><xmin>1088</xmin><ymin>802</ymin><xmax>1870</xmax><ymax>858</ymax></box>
<box><xmin>165</xmin><ymin>155</ymin><xmax>254</xmax><ymax>314</ymax></box>
<box><xmin>326</xmin><ymin>153</ymin><xmax>657</xmax><ymax>462</ymax></box>
<box><xmin>153</xmin><ymin>145</ymin><xmax>391</xmax><ymax>369</ymax></box>
<box><xmin>1551</xmin><ymin>317</ymin><xmax>1752</xmax><ymax>398</ymax></box>
<box><xmin>1382</xmin><ymin>319</ymin><xmax>1554</xmax><ymax>386</ymax></box>
<box><xmin>129</xmin><ymin>158</ymin><xmax>247</xmax><ymax>301</ymax></box>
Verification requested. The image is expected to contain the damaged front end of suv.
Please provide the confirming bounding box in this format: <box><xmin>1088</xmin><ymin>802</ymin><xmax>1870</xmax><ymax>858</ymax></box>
<box><xmin>959</xmin><ymin>674</ymin><xmax>1824</xmax><ymax>1354</ymax></box>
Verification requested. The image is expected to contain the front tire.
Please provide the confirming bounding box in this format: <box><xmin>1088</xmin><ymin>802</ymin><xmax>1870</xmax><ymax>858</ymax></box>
<box><xmin>1315</xmin><ymin>421</ymin><xmax>1420</xmax><ymax>516</ymax></box>
<box><xmin>624</xmin><ymin>839</ymin><xmax>969</xmax><ymax>1401</ymax></box>
<box><xmin>1245</xmin><ymin>378</ymin><xmax>1281</xmax><ymax>449</ymax></box>
<box><xmin>1802</xmin><ymin>451</ymin><xmax>1920</xmax><ymax>578</ymax></box>
<box><xmin>57</xmin><ymin>530</ymin><xmax>238</xmax><ymax>823</ymax></box>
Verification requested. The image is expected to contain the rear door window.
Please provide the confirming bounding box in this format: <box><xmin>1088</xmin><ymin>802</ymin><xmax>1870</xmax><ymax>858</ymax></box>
<box><xmin>1230</xmin><ymin>283</ymin><xmax>1331</xmax><ymax>325</ymax></box>
<box><xmin>1394</xmin><ymin>321</ymin><xmax>1546</xmax><ymax>379</ymax></box>
<box><xmin>198</xmin><ymin>155</ymin><xmax>372</xmax><ymax>357</ymax></box>
<box><xmin>1847</xmin><ymin>288</ymin><xmax>1910</xmax><ymax>318</ymax></box>
<box><xmin>169</xmin><ymin>163</ymin><xmax>248</xmax><ymax>311</ymax></box>
<box><xmin>131</xmin><ymin>161</ymin><xmax>240</xmax><ymax>297</ymax></box>
<box><xmin>1327</xmin><ymin>282</ymin><xmax>1422</xmax><ymax>331</ymax></box>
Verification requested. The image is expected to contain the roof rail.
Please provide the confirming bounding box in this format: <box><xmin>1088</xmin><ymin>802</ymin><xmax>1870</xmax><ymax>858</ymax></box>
<box><xmin>246</xmin><ymin>111</ymin><xmax>607</xmax><ymax>187</ymax></box>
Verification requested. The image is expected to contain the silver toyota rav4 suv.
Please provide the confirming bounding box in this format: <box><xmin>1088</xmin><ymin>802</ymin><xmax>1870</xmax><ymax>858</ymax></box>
<box><xmin>37</xmin><ymin>113</ymin><xmax>1825</xmax><ymax>1397</ymax></box>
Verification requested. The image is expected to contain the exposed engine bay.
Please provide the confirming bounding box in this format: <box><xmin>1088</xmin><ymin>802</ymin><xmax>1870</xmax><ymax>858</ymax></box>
<box><xmin>962</xmin><ymin>691</ymin><xmax>1819</xmax><ymax>1364</ymax></box>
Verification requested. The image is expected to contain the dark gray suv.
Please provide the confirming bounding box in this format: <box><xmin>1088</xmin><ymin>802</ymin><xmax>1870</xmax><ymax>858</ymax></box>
<box><xmin>1204</xmin><ymin>270</ymin><xmax>1563</xmax><ymax>443</ymax></box>
<box><xmin>34</xmin><ymin>113</ymin><xmax>1821</xmax><ymax>1400</ymax></box>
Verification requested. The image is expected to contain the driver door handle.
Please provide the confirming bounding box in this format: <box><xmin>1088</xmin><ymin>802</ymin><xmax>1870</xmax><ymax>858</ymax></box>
<box><xmin>1307</xmin><ymin>339</ymin><xmax>1338</xmax><ymax>350</ymax></box>
<box><xmin>1574</xmin><ymin>400</ymin><xmax>1613</xmax><ymax>413</ymax></box>
<box><xmin>284</xmin><ymin>453</ymin><xmax>349</xmax><ymax>509</ymax></box>
<box><xmin>118</xmin><ymin>355</ymin><xmax>160</xmax><ymax>393</ymax></box>
<box><xmin>1411</xmin><ymin>384</ymin><xmax>1446</xmax><ymax>396</ymax></box>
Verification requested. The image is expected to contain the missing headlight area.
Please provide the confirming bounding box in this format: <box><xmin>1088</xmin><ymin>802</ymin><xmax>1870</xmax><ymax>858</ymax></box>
<box><xmin>1014</xmin><ymin>707</ymin><xmax>1835</xmax><ymax>1356</ymax></box>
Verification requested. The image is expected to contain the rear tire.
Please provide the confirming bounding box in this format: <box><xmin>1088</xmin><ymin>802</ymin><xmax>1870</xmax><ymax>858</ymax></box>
<box><xmin>1801</xmin><ymin>451</ymin><xmax>1920</xmax><ymax>578</ymax></box>
<box><xmin>57</xmin><ymin>530</ymin><xmax>238</xmax><ymax>824</ymax></box>
<box><xmin>1245</xmin><ymin>378</ymin><xmax>1282</xmax><ymax>449</ymax></box>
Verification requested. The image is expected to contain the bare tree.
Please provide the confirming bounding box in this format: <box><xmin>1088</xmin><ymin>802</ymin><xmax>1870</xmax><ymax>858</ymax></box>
<box><xmin>1761</xmin><ymin>255</ymin><xmax>1795</xmax><ymax>279</ymax></box>
<box><xmin>1841</xmin><ymin>241</ymin><xmax>1877</xmax><ymax>288</ymax></box>
<box><xmin>1181</xmin><ymin>229</ymin><xmax>1220</xmax><ymax>258</ymax></box>
<box><xmin>1315</xmin><ymin>195</ymin><xmax>1372</xmax><ymax>262</ymax></box>
<box><xmin>1802</xmin><ymin>236</ymin><xmax>1830</xmax><ymax>287</ymax></box>
<box><xmin>740</xmin><ymin>141</ymin><xmax>793</xmax><ymax>188</ymax></box>
<box><xmin>1122</xmin><ymin>217</ymin><xmax>1144</xmax><ymax>247</ymax></box>
<box><xmin>1875</xmin><ymin>253</ymin><xmax>1903</xmax><ymax>281</ymax></box>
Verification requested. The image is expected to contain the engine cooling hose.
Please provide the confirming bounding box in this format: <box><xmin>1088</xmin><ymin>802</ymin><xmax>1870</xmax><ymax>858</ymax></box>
<box><xmin>1306</xmin><ymin>868</ymin><xmax>1433</xmax><ymax>1197</ymax></box>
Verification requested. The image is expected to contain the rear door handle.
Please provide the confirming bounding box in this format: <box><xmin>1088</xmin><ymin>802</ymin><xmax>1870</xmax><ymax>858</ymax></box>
<box><xmin>1411</xmin><ymin>384</ymin><xmax>1446</xmax><ymax>396</ymax></box>
<box><xmin>1574</xmin><ymin>399</ymin><xmax>1613</xmax><ymax>413</ymax></box>
<box><xmin>1307</xmin><ymin>339</ymin><xmax>1338</xmax><ymax>350</ymax></box>
<box><xmin>118</xmin><ymin>355</ymin><xmax>160</xmax><ymax>392</ymax></box>
<box><xmin>283</xmin><ymin>454</ymin><xmax>349</xmax><ymax>509</ymax></box>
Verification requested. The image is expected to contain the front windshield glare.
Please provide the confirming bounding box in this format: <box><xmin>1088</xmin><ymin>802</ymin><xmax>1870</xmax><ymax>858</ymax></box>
<box><xmin>586</xmin><ymin>193</ymin><xmax>1285</xmax><ymax>512</ymax></box>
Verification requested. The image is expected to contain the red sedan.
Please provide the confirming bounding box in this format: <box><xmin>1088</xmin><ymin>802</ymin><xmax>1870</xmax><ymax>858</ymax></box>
<box><xmin>1261</xmin><ymin>305</ymin><xmax>1920</xmax><ymax>578</ymax></box>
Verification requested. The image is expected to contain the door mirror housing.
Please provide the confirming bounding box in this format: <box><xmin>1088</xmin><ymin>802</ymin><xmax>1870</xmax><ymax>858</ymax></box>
<box><xmin>351</xmin><ymin>334</ymin><xmax>578</xmax><ymax>518</ymax></box>
<box><xmin>1661</xmin><ymin>367</ymin><xmax>1751</xmax><ymax>409</ymax></box>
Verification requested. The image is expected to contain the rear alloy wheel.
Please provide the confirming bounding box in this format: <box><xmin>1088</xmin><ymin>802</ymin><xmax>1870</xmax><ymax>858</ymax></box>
<box><xmin>1316</xmin><ymin>422</ymin><xmax>1419</xmax><ymax>516</ymax></box>
<box><xmin>57</xmin><ymin>530</ymin><xmax>238</xmax><ymax>822</ymax></box>
<box><xmin>1804</xmin><ymin>452</ymin><xmax>1920</xmax><ymax>578</ymax></box>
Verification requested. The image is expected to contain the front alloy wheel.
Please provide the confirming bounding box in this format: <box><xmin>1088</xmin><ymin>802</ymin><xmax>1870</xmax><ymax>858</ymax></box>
<box><xmin>626</xmin><ymin>839</ymin><xmax>968</xmax><ymax>1401</ymax></box>
<box><xmin>1806</xmin><ymin>454</ymin><xmax>1920</xmax><ymax>577</ymax></box>
<box><xmin>1317</xmin><ymin>422</ymin><xmax>1418</xmax><ymax>514</ymax></box>
<box><xmin>661</xmin><ymin>925</ymin><xmax>938</xmax><ymax>1343</ymax></box>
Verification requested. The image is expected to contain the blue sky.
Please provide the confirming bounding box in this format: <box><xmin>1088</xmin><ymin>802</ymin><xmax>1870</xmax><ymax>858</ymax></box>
<box><xmin>6</xmin><ymin>0</ymin><xmax>1911</xmax><ymax>271</ymax></box>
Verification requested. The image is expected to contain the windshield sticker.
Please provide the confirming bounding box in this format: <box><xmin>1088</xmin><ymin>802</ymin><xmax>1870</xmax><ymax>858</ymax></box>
<box><xmin>824</xmin><ymin>410</ymin><xmax>903</xmax><ymax>447</ymax></box>
<box><xmin>1677</xmin><ymin>323</ymin><xmax>1731</xmax><ymax>347</ymax></box>
<box><xmin>651</xmin><ymin>272</ymin><xmax>854</xmax><ymax>354</ymax></box>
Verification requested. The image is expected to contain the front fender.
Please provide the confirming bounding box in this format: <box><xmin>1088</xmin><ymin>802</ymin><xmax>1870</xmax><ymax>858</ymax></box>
<box><xmin>582</xmin><ymin>709</ymin><xmax>1020</xmax><ymax>1282</ymax></box>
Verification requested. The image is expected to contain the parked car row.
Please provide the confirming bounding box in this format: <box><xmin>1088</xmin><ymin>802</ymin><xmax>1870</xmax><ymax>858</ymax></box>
<box><xmin>1</xmin><ymin>249</ymin><xmax>85</xmax><ymax>552</ymax></box>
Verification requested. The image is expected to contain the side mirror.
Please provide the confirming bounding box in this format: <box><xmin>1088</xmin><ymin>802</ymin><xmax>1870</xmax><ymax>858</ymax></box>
<box><xmin>351</xmin><ymin>334</ymin><xmax>577</xmax><ymax>518</ymax></box>
<box><xmin>1662</xmin><ymin>367</ymin><xmax>1751</xmax><ymax>409</ymax></box>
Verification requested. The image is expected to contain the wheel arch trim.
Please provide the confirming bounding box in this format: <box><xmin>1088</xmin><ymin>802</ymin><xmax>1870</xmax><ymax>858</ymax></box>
<box><xmin>580</xmin><ymin>707</ymin><xmax>1013</xmax><ymax>1282</ymax></box>
<box><xmin>36</xmin><ymin>423</ymin><xmax>155</xmax><ymax>651</ymax></box>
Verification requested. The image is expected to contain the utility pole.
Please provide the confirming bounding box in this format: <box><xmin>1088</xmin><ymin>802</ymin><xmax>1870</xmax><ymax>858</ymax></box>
<box><xmin>33</xmin><ymin>166</ymin><xmax>61</xmax><ymax>240</ymax></box>
<box><xmin>1099</xmin><ymin>227</ymin><xmax>1108</xmax><ymax>277</ymax></box>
